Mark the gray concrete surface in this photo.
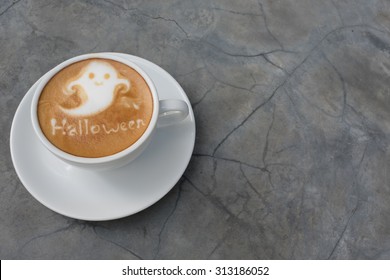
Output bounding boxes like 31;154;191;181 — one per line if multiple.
1;0;390;259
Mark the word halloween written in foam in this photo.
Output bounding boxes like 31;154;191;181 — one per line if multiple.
51;118;146;136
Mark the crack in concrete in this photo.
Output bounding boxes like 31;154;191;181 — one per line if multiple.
296;86;342;119
22;16;76;48
183;175;234;218
239;164;272;219
175;67;205;78
262;104;276;167
344;104;387;152
330;0;345;26
327;201;359;259
256;0;284;49
101;0;189;37
274;144;298;155
264;168;276;189
323;54;348;120
101;0;136;11
326;131;369;259
211;79;283;156
92;226;143;260
212;156;218;190
200;44;293;90
201;60;260;92
153;184;183;259
284;89;307;124
211;7;262;17
0;0;22;17
239;164;263;199
192;82;216;109
192;153;265;171
20;219;142;259
263;53;289;74
206;231;230;259
192;154;296;174
289;183;307;258
250;73;257;84
19;221;76;252
191;153;293;195
210;24;385;158
357;144;368;172
203;39;294;58
138;13;189;38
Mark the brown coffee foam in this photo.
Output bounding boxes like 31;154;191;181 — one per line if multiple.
37;58;154;158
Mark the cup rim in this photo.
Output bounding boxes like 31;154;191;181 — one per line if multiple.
30;53;160;164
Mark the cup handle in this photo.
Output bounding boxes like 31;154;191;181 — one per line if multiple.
157;99;189;128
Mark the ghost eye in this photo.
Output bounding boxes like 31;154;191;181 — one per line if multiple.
89;73;95;79
104;73;110;79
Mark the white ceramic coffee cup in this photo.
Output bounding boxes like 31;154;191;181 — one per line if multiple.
31;53;189;170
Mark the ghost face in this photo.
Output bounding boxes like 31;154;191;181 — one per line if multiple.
61;61;130;117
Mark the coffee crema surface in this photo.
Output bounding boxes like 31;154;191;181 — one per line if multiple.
37;58;154;157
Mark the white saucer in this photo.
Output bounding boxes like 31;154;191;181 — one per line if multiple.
10;53;195;221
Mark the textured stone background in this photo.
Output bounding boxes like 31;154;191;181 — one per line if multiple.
1;0;390;259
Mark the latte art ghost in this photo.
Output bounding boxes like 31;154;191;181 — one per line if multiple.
61;61;130;116
37;58;154;158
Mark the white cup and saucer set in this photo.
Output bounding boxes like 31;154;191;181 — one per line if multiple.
10;52;195;221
